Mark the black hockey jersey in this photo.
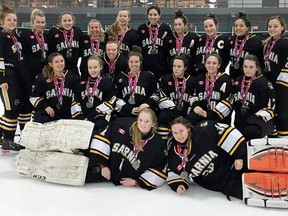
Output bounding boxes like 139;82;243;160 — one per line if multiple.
19;29;48;80
79;35;105;79
195;34;230;76
102;53;128;82
115;70;159;117
192;72;233;123
263;37;288;135
89;117;167;190
167;120;246;193
30;70;78;120
229;34;263;80
158;73;195;116
47;26;82;73
166;31;199;75
75;77;117;121
105;26;139;56
137;22;172;79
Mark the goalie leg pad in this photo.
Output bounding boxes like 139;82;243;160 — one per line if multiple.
247;138;288;172
20;120;94;153
243;172;288;208
14;149;89;186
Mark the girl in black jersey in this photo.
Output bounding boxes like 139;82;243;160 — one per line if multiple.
106;9;138;57
263;16;288;138
167;10;198;75
79;19;105;79
195;13;230;77
30;52;78;123
47;12;82;78
102;39;128;82
232;55;275;140
76;55;117;131
0;5;32;153
114;46;158;117
229;12;263;80
87;108;167;190
137;5;172;79
187;53;233;126
19;9;48;81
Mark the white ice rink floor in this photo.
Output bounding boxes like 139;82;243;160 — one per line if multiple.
0;99;286;216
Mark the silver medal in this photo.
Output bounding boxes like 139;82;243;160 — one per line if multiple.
56;103;62;110
234;61;240;69
132;160;140;170
150;47;157;55
66;50;72;59
180;171;188;179
86;101;93;108
128;95;135;105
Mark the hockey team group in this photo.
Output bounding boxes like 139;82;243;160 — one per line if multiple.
0;4;287;209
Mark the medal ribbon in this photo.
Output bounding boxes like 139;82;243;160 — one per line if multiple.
53;74;65;106
63;28;74;50
90;38;100;53
117;26;128;46
10;33;22;60
176;34;184;55
174;76;186;103
205;73;219;102
148;23;160;47
108;60;116;79
33;31;46;59
234;35;249;62
128;72;140;96
86;76;102;101
134;138;149;159
176;144;187;171
264;36;281;70
240;76;254;104
204;34;218;55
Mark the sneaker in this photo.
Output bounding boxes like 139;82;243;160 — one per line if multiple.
1;139;25;155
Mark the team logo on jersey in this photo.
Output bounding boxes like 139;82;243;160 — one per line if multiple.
199;81;204;85
7;35;11;38
14;99;20;106
55;34;59;38
118;128;126;135
46;79;52;83
84;40;89;43
230;41;233;45
168;39;173;43
199;38;202;42
80;81;86;84
234;81;239;85
141;30;145;33
118;78;123;83
30;35;35;39
168;81;172;85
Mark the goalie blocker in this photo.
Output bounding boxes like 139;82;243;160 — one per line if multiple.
243;138;288;208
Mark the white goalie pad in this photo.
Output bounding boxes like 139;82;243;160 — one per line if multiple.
14;149;89;186
243;172;288;208
20;120;94;153
247;138;288;172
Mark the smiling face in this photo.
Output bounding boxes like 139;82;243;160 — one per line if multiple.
174;18;186;35
267;18;284;38
106;42;119;60
88;58;102;78
117;10;130;27
205;55;220;76
148;9;160;25
171;123;190;144
49;55;65;74
60;14;74;31
128;55;141;74
234;19;249;36
137;112;155;134
32;15;46;33
89;21;101;38
204;18;217;37
2;13;17;33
